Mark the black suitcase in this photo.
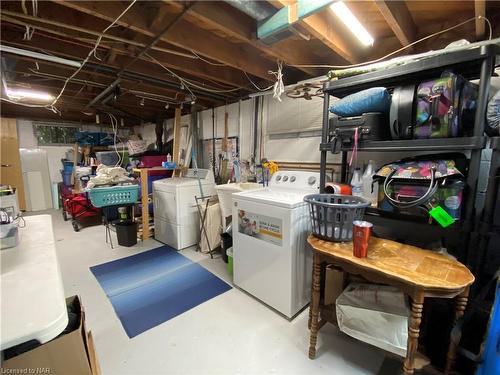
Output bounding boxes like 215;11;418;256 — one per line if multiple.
390;85;416;139
328;112;389;153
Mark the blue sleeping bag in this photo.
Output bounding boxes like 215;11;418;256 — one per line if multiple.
330;87;391;117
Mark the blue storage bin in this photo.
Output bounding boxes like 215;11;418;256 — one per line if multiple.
61;159;74;173
61;170;73;186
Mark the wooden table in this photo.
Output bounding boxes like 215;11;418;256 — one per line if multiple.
307;235;475;375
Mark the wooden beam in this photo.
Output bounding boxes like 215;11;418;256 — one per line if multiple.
0;28;237;102
276;0;358;64
374;0;416;47
475;0;486;40
172;107;181;164
54;1;278;81
165;1;321;76
0;9;253;89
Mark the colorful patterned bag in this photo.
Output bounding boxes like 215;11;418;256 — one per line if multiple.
374;158;465;220
414;73;478;138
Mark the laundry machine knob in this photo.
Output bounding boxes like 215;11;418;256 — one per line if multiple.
290;176;296;183
308;176;317;185
282;175;289;182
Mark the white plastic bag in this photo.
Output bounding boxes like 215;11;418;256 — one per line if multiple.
336;283;409;356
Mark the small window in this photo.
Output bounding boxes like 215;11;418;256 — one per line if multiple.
33;123;80;145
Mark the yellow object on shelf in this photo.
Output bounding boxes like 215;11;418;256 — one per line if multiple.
262;161;279;175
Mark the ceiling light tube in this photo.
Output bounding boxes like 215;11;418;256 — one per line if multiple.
330;1;374;47
0;45;82;68
6;88;54;101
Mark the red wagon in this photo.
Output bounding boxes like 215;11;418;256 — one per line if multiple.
60;184;102;232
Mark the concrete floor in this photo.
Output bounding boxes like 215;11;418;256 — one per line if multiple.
44;209;387;374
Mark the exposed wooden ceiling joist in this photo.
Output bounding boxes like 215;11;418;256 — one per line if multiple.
0;9;255;90
275;0;359;64
0;27;238;101
374;0;417;47
52;0;278;81
164;0;322;77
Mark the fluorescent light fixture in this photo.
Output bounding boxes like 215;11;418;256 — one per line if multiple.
0;45;82;68
330;1;374;47
6;88;54;101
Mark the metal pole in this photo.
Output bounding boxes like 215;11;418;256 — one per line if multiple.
212;108;216;178
319;92;330;193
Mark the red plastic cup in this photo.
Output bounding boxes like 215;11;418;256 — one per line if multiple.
352;220;373;258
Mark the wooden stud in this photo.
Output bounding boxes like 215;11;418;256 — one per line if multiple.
475;0;486;40
172;107;182;164
374;0;417;47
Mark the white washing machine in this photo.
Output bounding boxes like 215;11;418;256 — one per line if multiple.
153;169;215;250
232;170;320;318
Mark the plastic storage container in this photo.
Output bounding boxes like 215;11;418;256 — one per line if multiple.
304;194;370;242
138;155;167;168
95;151;129;166
0;220;20;249
227;247;233;275
61;159;74;173
220;233;233;263
61;170;73;186
115;221;137;247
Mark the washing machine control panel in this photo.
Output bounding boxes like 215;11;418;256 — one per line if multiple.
270;171;320;191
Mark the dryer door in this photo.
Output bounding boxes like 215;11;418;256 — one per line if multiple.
153;190;178;224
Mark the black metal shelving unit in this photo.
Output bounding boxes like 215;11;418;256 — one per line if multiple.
319;42;499;264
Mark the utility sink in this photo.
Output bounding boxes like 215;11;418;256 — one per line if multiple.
216;182;262;218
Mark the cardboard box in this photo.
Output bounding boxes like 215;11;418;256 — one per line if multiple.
2;296;100;375
324;265;345;306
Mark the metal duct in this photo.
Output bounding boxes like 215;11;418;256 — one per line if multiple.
226;0;275;21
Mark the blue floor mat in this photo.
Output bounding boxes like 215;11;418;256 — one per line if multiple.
90;245;231;338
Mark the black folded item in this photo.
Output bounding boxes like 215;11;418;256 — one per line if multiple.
328;112;390;152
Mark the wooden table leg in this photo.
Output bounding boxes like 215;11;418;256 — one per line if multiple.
403;292;424;375
308;252;322;359
308;257;316;330
444;287;470;375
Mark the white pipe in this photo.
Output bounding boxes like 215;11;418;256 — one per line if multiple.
0;45;82;68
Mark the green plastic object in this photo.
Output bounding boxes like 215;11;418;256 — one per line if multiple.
227;248;233;276
429;205;455;228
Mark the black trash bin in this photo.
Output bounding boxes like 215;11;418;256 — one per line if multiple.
116;221;138;247
220;233;232;263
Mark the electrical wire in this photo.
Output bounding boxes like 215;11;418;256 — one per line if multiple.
288;16;493;69
144;53;197;101
22;0;37;41
244;71;274;92
48;0;137;108
190;50;227;66
106;112;125;167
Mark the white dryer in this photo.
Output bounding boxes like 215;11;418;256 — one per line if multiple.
232;170;320;318
153;169;215;250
